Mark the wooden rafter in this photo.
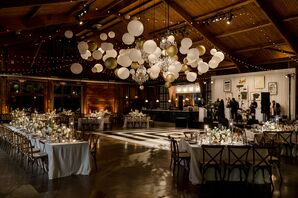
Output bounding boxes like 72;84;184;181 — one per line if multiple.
255;0;298;54
65;1;88;16
264;47;296;55
26;6;41;19
234;40;285;53
0;0;86;9
163;0;247;72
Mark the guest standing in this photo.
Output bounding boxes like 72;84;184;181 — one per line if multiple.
230;98;239;121
250;99;258;120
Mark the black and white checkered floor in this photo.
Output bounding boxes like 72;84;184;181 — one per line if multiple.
96;127;198;150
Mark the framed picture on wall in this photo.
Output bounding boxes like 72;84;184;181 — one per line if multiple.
268;82;277;95
254;76;265;89
223;80;231;92
250;92;261;101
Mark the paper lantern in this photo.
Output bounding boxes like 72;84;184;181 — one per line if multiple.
187;48;200;61
108;31;115;38
138;59;145;65
198;62;209;73
100;33;108;41
197;45;206;56
165;73;175;82
153;47;162;57
209;59;219;69
122;33;135;45
150;72;159;79
167;35;175;43
91;67;97;73
117;55;132;67
104;57;117;69
166;45;178;57
117;67;130;80
186;72;197;82
148;54;157;63
190;61;198;68
94;63;103;72
181;38;192;48
92;50;102;60
127;19;144;37
64;30;73;39
179;47;189;55
143;40;157;54
106;49;118;58
129;49;142;62
131;62;140;69
130;69;135;75
139;85;144;90
70;63;83;74
78;41;88;51
210;48;217;55
101;42;113;51
88;41;97;51
80;50;91;60
214;51;225;61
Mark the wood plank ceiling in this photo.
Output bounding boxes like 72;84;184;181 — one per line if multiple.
0;0;297;82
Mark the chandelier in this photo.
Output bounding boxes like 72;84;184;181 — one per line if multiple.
131;65;149;89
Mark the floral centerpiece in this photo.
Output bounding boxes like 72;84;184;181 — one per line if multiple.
128;110;146;117
90;110;111;118
206;127;232;144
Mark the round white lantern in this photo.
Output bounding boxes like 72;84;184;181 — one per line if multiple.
117;67;130;79
92;50;103;60
117;55;132;67
210;48;217;55
214;51;225;61
129;49;142;62
94;63;103;72
64;30;73;39
143;40;157;54
81;50;91;60
186;72;197;82
108;31;115;38
167;35;175;43
181;37;192;48
127;20;144;37
70;63;83;74
100;33;108;41
122;33;135;45
106;49;118;58
198;62;209;73
209;59;219;69
78;41;88;51
179;47;189;55
187;48;200;61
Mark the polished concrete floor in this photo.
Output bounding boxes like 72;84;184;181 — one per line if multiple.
1;132;298;198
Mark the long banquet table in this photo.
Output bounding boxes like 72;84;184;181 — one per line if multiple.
5;124;91;179
179;139;270;185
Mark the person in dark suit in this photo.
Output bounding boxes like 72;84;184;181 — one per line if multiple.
230;98;239;121
272;100;281;116
250;99;258;120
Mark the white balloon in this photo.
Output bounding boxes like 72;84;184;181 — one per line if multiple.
167;35;175;43
108;31;115;38
92;50;103;60
143;40;157;54
210;48;217;55
198;62;209;73
130;69;135;75
94;63;103;72
117;67;130;80
127;20;144;37
187;48;200;61
78;41;88;51
209;59;219;69
153;47;162;57
70;63;83;74
122;33;135;45
129;49;142;61
100;33;108;41
214;51;225;61
186;57;196;65
64;30;73;39
212;56;221;63
117;55;132;67
106;49;117;58
81;50;91;60
179;47;189;55
181;38;192;48
186;72;197;82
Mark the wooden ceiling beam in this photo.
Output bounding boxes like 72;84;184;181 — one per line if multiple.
65;1;88;16
283;14;298;22
0;0;86;9
234;40;285;53
255;0;298;54
217;22;271;38
194;0;254;21
163;0;248;73
264;47;296;55
26;6;41;19
252;56;297;65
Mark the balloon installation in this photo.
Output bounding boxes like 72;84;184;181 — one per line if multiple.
73;18;225;89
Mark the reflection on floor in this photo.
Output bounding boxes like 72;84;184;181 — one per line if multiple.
0;127;298;197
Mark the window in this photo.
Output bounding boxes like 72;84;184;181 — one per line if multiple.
53;83;81;112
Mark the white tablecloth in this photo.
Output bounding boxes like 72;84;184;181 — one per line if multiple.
123;116;150;128
4;124;91;179
44;141;90;179
179;139;270;185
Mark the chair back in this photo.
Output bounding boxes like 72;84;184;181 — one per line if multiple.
201;145;225;165
263;131;279;146
88;134;100;154
278;131;293;145
227;145;251;166
252;145;271;167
